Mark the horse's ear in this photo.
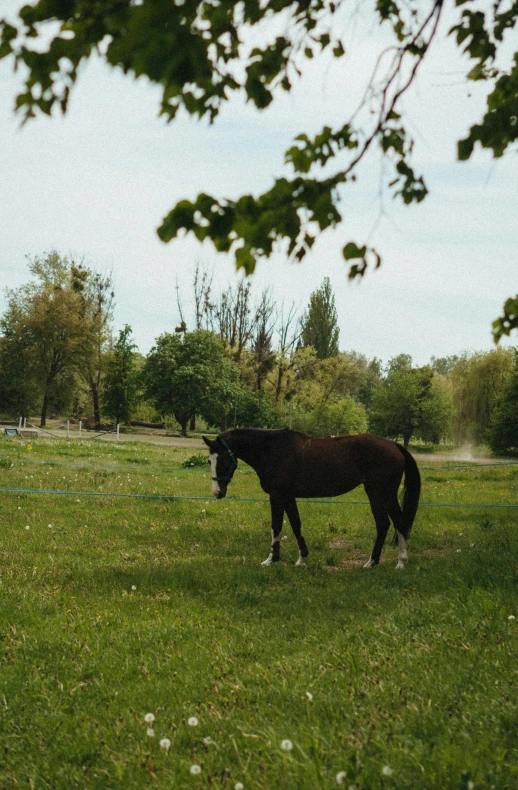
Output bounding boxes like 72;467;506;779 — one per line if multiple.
202;436;212;449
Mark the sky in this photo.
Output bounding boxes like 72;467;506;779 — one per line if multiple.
0;3;517;367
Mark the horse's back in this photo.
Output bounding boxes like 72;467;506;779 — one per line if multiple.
284;432;404;498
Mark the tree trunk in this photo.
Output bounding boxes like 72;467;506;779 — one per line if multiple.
91;379;101;425
40;393;48;427
176;414;188;436
190;414;196;431
403;432;411;448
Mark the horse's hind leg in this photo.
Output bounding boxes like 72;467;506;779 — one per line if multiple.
387;499;408;570
363;486;391;568
285;499;308;566
261;495;284;566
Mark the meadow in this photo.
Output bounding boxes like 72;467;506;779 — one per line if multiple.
0;436;516;790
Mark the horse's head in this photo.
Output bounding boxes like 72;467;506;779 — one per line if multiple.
202;435;238;499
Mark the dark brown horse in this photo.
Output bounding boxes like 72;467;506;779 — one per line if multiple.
203;428;421;569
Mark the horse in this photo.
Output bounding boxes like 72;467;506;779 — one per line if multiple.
203;428;421;569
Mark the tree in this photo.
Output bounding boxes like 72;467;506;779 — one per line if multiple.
0;302;40;419
102;325;138;425
2;252;96;426
142;330;238;435
489;352;518;456
2;1;517;334
300;278;339;359
71;265;115;424
449;348;515;444
369;359;452;446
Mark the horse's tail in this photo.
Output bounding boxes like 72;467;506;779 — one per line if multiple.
395;443;421;539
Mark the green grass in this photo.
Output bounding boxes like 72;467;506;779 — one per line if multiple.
0;437;517;789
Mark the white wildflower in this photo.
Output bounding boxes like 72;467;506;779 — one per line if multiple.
160;738;171;752
203;736;212;745
508;615;516;621
188;716;199;727
131;585;137;591
147;728;155;737
235;783;244;790
25;525;30;530
190;764;201;775
457;549;461;553
144;713;155;724
306;691;313;701
280;739;293;751
336;771;347;784
381;765;393;776
48;523;52;528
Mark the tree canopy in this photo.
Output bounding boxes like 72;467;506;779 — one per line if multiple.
300;278;340;359
1;1;517;337
142;330;238;434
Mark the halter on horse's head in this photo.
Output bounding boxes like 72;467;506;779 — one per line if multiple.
202;435;237;498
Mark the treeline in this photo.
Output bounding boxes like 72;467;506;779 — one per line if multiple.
1;252;518;455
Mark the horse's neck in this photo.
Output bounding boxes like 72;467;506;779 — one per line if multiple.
225;430;275;474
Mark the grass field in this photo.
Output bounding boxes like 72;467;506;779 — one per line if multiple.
0;436;517;790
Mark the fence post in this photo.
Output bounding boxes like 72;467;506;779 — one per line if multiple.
67;420;70;438
23;417;26;429
116;423;120;441
79;420;82;438
18;416;22;430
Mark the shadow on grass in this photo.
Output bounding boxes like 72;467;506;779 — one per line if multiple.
60;522;518;628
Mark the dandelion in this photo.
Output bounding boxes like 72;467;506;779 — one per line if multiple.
201;509;206;514
235;783;244;790
381;765;393;776
190;764;201;775
336;771;347;784
456;549;461;553
203;736;212;745
131;585;137;591
160;738;171;752
147;728;155;737
306;691;313;701
48;523;52;528
509;615;516;621
144;713;155;724
188;716;199;727
25;525;30;530
467;782;475;790
280;739;293;751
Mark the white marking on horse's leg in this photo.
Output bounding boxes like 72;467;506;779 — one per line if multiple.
295;552;305;567
271;529;281;544
209;452;220;497
261;553;274;566
363;557;376;569
396;531;408;570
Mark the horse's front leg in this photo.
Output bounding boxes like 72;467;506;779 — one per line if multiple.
284;499;309;566
261;495;284;566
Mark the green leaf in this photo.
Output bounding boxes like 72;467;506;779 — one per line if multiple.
343;242;367;261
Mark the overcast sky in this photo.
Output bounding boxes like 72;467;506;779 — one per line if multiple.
0;3;516;366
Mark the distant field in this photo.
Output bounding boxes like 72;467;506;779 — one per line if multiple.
0;436;517;789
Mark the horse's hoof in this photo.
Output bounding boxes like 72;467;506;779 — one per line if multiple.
395;561;406;570
295;558;306;567
363;558;376;569
261;554;276;566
